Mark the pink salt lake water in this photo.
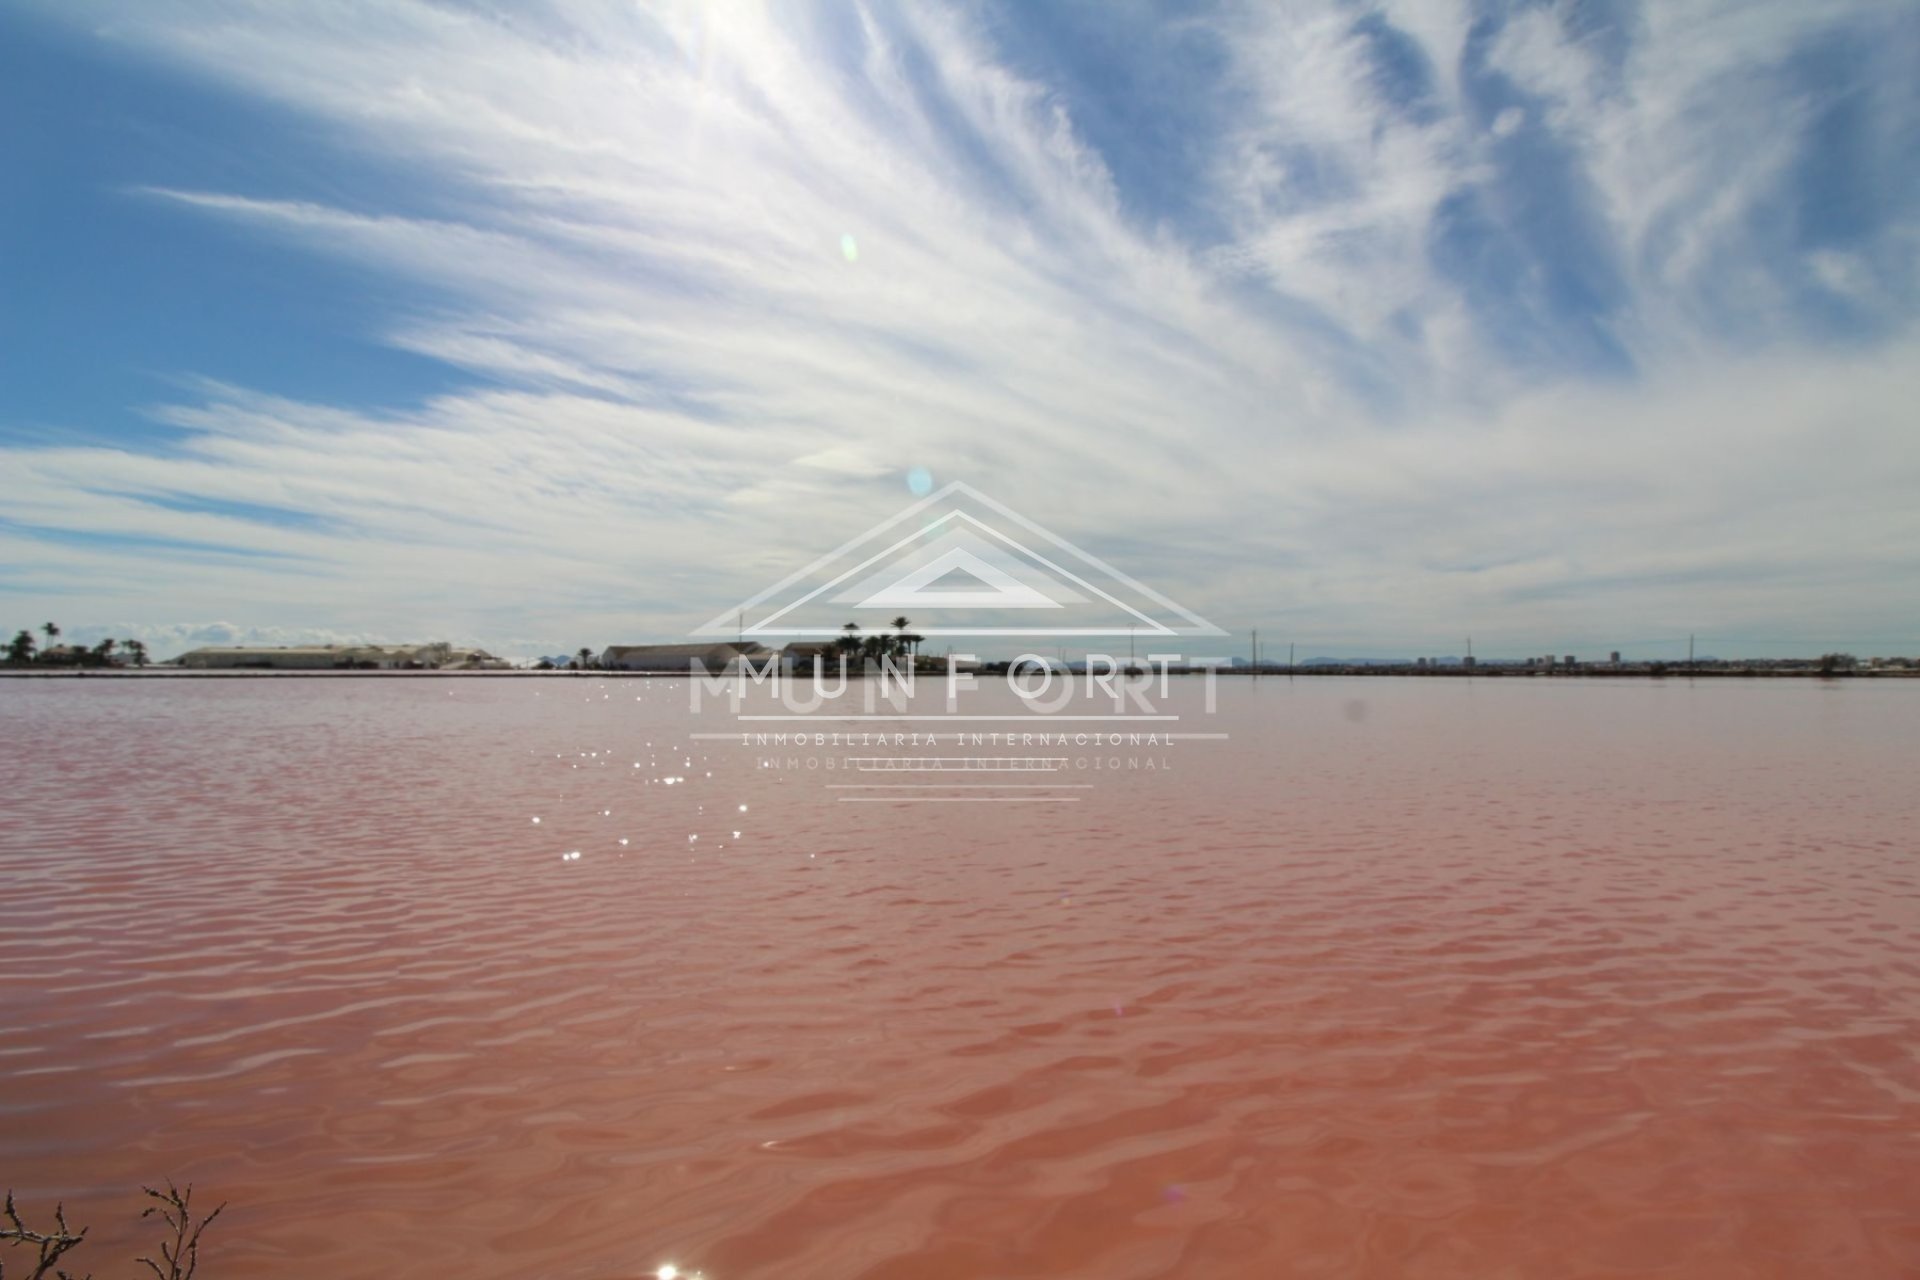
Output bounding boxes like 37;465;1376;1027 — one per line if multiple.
3;674;1918;1278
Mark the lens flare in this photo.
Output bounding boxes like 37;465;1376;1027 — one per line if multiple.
840;233;858;262
907;466;933;496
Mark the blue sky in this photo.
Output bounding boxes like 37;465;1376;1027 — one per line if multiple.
2;0;1917;659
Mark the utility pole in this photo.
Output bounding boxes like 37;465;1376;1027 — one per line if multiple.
1688;633;1695;672
1252;628;1258;678
1288;642;1294;676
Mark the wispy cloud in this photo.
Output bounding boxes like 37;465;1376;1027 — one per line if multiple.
2;1;1916;657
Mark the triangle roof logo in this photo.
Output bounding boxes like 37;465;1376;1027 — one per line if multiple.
695;481;1225;638
853;546;1060;610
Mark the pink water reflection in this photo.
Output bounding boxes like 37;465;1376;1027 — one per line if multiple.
3;674;1918;1277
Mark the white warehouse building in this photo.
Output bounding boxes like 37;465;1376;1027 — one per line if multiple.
598;642;776;673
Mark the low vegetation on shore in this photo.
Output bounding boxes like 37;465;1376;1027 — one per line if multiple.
4;623;147;669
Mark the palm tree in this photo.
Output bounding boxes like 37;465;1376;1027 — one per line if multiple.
836;621;861;670
91;638;118;667
126;639;149;667
7;629;35;665
41;622;59;650
575;647;594;670
891;616;911;660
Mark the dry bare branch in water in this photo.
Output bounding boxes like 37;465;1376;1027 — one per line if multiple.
135;1184;223;1280
2;1183;225;1280
0;1191;90;1280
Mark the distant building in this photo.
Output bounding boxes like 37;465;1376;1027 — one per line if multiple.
779;641;840;672
177;643;462;670
1564;655;1577;666
1610;651;1621;665
599;642;774;672
439;647;511;670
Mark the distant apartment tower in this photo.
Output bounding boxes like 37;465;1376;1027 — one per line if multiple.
1610;651;1621;665
1564;655;1577;667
